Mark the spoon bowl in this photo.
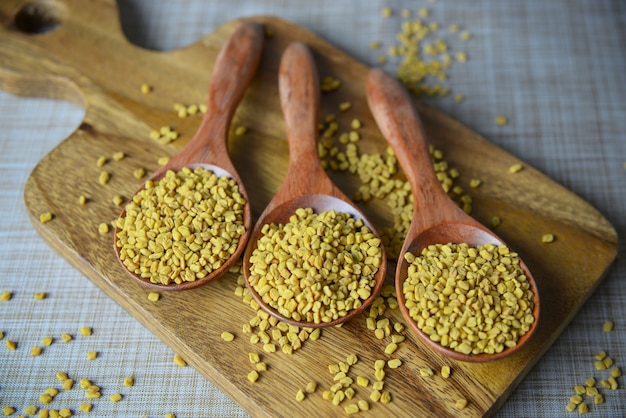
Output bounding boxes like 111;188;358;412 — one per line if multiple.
114;21;264;290
243;42;387;328
366;68;540;362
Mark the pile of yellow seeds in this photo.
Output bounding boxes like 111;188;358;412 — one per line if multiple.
247;208;382;324
402;243;535;355
115;166;247;285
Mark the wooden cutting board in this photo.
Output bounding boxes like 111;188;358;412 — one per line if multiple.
1;1;618;416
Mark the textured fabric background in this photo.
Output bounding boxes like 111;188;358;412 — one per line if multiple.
1;1;624;417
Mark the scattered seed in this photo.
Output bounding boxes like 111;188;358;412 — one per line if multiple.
123;376;134;387
87;351;97;360
173;355;187;367
109;393;122;403
39;212;53;223
221;331;235;342
1;291;12;301
31;346;43;356
541;234;555;243
508;163;523;173
602;321;614;332
148;292;160;302
6;340;17;350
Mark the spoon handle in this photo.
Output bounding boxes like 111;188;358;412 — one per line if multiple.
185;21;264;164
278;42;329;190
366;68;468;229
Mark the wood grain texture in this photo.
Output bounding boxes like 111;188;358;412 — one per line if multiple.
0;1;618;416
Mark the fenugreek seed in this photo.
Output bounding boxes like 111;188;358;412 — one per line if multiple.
80;327;92;336
375;369;385;381
585;386;598;397
31;346;43;356
2;407;16;416
380;391;392;404
96;156;107;167
441;365;451;378
99;171;111;185
123;376;134;387
607;376;618;390
263;343;276;353
39;212;53;223
221;331;235;342
419;367;434;377
157;156;170;166
305;381;317;393
256;362;267;372
24;405;38;415
109;393;122;402
374;359;386;371
133;168;146;179
541;233;555;243
39;394;53;404
455;398;468;409
611;367;622;378
34;292;46;300
61;333;72;343
602;321;614;332
62;379;74;390
87;351;97;360
42;337;53;346
565;402;576;412
140;83;151;94
509;163;523;173
339;102;352;112
98;222;110;235
344;404;359;414
384;342;398;354
578;403;588;414
79;404;92;412
603;357;613;368
491;216;502;228
595;351;607;361
56;372;69;382
358;399;369;411
148;292;160;302
593;394;604;405
569;395;583;405
356;376;369;387
79;195;87;205
381;7;392;17
173;355;187;367
461;31;472;41
388;359;402;369
454;94;465;103
584;377;596;387
248;371;260;383
295;389;305;401
574;385;585;395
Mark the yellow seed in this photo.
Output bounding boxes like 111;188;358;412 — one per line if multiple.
247;370;259;383
221;331;235;342
387;359;402;369
80;327;92;336
255;362;267;372
460;31;472;41
39;212;53;223
34;292;46;300
109;393;122;402
419;367;434;377
344;404;359;414
62;379;74;390
381;7;392;17
356;376;369;387
99;171;111;185
31;345;43;356
418;8;429;17
78;404;92;412
339;102;352;112
98;222;110;234
384;342;398;354
42;336;53;346
140;83;152;94
5;339;17;350
495;115;508;126
305;381;317;393
148;292;160;302
61;333;72;343
234;126;247;136
611;367;622;378
96;156;107;167
133;168;146;179
455;398;468;408
541;233;555;243
441;365;451;378
123;376;134;387
602;321;614;332
2;407;16;416
565;402;576;412
509;163;523;173
574;385;585;395
570;395;583;405
456;52;468;62
39;394;53;404
578;403;588;414
380;391;392;404
157;156;170;166
56;372;68;382
0;291;11;301
78;195;87;205
454;94;465;103
87;351;97;360
173;355;186;367
295;389;305;401
491;215;502;228
24;405;38;415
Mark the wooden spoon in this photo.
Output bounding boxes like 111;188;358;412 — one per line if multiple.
366;68;540;362
242;42;387;328
114;21;264;290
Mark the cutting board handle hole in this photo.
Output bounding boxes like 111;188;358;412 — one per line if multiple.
13;1;66;35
